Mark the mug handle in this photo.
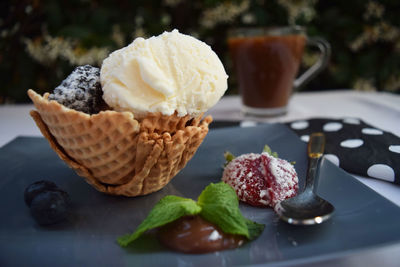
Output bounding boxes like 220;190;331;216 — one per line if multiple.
293;37;331;90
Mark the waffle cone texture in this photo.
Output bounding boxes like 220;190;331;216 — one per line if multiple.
28;89;212;196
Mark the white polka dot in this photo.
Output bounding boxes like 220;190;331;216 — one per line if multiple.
291;121;309;130
240;121;257;127
323;122;343;132
300;135;309;142
343;118;360;125
340;139;364;148
324;154;340;166
367;164;395;182
389;145;400;153
362;128;383;135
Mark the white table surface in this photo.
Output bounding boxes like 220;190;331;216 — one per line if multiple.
1;89;400;266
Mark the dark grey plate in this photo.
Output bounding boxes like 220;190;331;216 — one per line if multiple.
1;123;400;267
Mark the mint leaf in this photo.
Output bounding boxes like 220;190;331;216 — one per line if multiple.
117;195;201;247
263;145;295;165
117;183;265;248
262;145;278;158
245;219;265;240
223;151;236;167
197;182;250;238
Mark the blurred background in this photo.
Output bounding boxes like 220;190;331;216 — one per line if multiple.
1;0;399;104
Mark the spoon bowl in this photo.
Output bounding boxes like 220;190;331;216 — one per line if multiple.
275;133;335;225
275;189;335;225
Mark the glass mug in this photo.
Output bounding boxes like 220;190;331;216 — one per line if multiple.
228;26;330;116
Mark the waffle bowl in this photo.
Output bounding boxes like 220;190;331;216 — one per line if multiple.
27;89;212;196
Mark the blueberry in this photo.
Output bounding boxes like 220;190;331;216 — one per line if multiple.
30;190;70;225
24;180;58;207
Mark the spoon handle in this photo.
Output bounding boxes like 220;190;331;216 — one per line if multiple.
305;133;325;192
308;132;325;158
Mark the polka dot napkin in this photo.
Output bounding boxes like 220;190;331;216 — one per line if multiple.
286;118;400;184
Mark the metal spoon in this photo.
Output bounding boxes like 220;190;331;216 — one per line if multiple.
275;132;335;225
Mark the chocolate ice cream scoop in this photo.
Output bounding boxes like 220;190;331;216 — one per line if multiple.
49;65;108;114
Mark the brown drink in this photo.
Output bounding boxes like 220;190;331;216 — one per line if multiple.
229;34;305;109
228;27;330;116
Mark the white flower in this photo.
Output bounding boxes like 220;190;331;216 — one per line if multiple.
23;34;110;66
200;0;250;28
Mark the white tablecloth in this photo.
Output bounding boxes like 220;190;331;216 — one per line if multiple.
1;89;400;266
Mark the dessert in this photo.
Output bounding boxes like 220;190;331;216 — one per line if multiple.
100;29;228;118
48;65;108;114
28;29;227;197
157;215;246;254
117;182;264;253
222;148;298;208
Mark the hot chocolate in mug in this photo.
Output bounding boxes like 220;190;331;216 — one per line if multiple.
228;26;330;116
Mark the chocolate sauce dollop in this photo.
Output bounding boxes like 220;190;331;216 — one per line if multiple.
157;215;246;254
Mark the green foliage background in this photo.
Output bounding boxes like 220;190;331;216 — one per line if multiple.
1;0;399;103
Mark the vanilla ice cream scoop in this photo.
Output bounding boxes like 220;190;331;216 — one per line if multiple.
100;29;228;118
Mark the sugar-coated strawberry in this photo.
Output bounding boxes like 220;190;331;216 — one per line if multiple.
222;152;298;208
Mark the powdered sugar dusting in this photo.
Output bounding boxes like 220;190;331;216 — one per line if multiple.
263;153;298;207
259;190;268;198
